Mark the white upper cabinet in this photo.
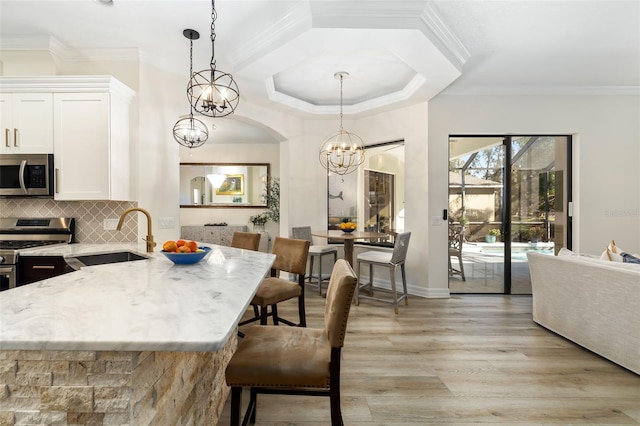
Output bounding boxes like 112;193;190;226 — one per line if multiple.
0;76;135;201
0;93;54;154
53;90;132;201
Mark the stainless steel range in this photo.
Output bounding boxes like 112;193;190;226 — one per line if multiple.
0;217;75;290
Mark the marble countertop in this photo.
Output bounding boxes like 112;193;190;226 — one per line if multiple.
0;243;275;352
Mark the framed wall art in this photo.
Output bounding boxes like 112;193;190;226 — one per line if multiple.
216;174;244;195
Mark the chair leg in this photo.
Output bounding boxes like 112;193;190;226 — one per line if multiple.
368;263;374;295
271;304;279;325
355;260;360;306
458;254;466;281
401;264;408;305
298;295;306;327
390;265;399;315
329;349;344;426
318;255;323;295
249;387;258;424
230;387;242;426
260;305;268;325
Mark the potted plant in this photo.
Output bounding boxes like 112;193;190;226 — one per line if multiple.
486;228;501;243
249;177;280;232
530;226;545;243
249;213;269;231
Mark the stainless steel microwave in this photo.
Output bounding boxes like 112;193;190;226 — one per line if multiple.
0;154;54;197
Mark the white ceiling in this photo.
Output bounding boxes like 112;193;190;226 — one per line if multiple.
1;0;638;121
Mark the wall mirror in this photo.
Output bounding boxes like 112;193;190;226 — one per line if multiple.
180;163;270;208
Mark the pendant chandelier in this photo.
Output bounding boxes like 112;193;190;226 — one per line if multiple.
187;0;239;117
319;72;365;176
173;29;209;149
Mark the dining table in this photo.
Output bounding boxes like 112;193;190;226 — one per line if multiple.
311;229;389;266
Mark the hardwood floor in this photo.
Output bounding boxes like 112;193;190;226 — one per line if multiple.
220;287;640;425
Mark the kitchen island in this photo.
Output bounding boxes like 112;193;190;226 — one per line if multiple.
0;243;275;425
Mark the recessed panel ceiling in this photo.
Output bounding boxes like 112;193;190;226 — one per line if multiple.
0;0;636;117
272;50;416;106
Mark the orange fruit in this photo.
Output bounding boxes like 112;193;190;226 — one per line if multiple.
162;240;177;252
185;241;198;252
176;239;187;247
177;246;191;253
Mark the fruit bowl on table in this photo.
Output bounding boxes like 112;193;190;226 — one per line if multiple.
161;246;211;264
339;222;357;233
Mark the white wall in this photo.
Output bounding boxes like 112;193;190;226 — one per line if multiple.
351;103;436;297
429;94;640;293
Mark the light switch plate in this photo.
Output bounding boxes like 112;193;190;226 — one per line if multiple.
159;217;175;229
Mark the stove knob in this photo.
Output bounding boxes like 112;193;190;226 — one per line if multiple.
0;256;4;264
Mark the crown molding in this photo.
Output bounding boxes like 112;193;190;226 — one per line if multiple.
0;35;140;63
266;73;426;115
418;2;470;71
228;2;312;71
440;85;640;96
0;75;135;99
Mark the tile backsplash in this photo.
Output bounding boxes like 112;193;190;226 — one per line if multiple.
1;199;138;243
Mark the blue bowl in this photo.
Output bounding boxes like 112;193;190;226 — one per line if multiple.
341;228;355;233
161;246;211;264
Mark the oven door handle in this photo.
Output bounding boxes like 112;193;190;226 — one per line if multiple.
18;160;28;194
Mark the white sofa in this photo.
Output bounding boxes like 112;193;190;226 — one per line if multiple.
527;252;640;375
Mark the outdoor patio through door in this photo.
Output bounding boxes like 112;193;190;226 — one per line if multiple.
448;135;571;294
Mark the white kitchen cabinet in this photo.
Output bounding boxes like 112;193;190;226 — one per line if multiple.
53;87;132;201
0;76;135;200
0;93;54;154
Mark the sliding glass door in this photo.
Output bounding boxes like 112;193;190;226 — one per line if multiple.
448;135;571;294
508;136;570;294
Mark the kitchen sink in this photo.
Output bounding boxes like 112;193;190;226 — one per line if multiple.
68;252;148;268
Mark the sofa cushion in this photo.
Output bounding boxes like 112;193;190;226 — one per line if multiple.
558;248;640;272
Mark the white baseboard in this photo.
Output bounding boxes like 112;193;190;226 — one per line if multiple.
359;276;450;299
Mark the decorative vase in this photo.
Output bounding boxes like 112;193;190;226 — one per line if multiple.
253;223;265;232
486;235;496;243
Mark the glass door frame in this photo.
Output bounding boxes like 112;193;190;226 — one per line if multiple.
448;134;573;294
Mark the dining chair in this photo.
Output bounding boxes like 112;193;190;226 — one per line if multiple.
291;226;338;295
226;259;358;426
239;236;310;327
448;227;466;281
230;231;261;251
355;231;411;314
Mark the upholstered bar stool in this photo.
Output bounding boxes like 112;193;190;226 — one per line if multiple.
292;226;338;295
230;231;261;251
239;236;310;327
355;231;411;314
226;259;358;426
